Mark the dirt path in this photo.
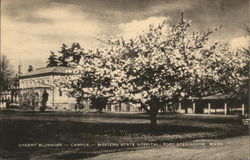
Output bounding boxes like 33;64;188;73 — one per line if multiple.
86;136;249;160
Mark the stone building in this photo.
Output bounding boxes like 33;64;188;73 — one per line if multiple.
19;66;76;110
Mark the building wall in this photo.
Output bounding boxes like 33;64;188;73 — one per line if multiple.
20;76;53;89
19;75;76;110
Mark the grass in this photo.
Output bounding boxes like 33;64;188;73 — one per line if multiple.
0;111;248;159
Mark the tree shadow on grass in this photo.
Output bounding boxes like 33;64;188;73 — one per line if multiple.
162;116;243;125
54;152;98;160
0;119;247;151
1;111;243;124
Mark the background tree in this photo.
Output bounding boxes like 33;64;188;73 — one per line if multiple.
58;43;70;66
0;54;14;91
47;51;59;67
56;43;84;67
68;43;84;65
47;43;84;67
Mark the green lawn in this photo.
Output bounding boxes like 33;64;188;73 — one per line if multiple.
0;111;248;159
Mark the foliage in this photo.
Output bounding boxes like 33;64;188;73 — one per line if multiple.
48;43;84;67
19;90;34;107
102;19;247;126
54;48;114;111
237;25;250;103
0;55;14;91
55;18;249;126
47;51;59;67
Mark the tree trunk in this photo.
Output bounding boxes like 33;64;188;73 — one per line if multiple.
98;107;103;113
144;98;163;128
185;106;188;114
150;112;157;127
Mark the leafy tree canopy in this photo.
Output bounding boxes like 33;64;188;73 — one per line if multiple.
47;43;84;67
55;18;249;126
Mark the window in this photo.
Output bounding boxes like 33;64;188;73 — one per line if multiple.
59;88;62;96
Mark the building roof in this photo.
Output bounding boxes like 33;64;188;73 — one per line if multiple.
184;93;240;101
201;94;237;99
20;66;75;79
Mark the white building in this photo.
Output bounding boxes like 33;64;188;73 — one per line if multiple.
19;66;76;110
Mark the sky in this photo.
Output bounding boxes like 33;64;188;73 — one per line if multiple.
1;0;249;73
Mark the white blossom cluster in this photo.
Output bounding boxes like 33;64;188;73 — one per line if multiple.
54;19;249;111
